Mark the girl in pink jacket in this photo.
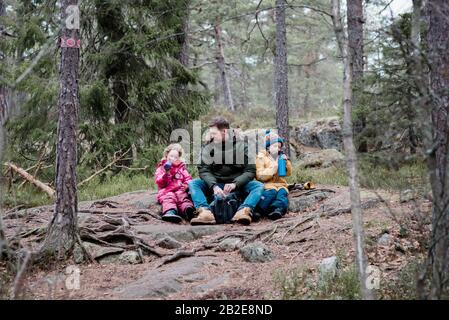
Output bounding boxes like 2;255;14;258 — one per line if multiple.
154;143;195;223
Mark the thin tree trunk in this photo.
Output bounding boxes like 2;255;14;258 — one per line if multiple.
405;0;424;155
0;0;8;259
426;0;449;300
177;0;191;68
331;0;372;300
0;83;7;165
95;0;129;123
274;0;290;156
347;0;364;84
411;0;434;298
40;0;79;260
172;0;190;103
240;62;249;109
213;72;221;106
0;0;8;160
214;19;234;111
347;0;366;152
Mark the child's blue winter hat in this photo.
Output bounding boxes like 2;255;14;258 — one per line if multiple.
265;134;284;149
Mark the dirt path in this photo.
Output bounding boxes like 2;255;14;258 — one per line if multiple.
2;185;431;299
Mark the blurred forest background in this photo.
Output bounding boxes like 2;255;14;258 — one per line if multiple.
0;0;425;208
2;0;449;300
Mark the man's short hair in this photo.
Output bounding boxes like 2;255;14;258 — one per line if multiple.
209;116;230;130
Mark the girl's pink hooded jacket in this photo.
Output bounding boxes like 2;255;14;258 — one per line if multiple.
154;159;192;200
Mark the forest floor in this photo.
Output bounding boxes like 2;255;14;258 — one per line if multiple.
2;184;431;300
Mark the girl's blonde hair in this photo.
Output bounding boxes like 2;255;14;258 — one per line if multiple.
163;143;185;161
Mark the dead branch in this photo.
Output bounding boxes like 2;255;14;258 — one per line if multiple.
78;148;131;187
113;165;149;171
3;162;55;198
4;205;25;215
18;146;47;189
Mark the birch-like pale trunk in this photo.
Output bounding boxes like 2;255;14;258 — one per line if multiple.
331;0;372;300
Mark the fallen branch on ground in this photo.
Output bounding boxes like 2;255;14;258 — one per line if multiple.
3;162;55;198
18;146;48;189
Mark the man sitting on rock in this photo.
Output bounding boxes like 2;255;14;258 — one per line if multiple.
188;117;264;225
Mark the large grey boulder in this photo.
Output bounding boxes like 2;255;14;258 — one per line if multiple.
293;117;342;151
299;149;345;168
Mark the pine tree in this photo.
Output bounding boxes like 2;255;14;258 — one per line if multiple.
5;0;209;175
274;0;289;155
426;0;449;300
40;0;80;259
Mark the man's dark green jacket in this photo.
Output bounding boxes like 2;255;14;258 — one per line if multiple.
198;137;255;189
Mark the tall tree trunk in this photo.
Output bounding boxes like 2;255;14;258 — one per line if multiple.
213;72;221;106
240;62;249;109
331;0;372;300
95;0;129;123
274;0;290;156
347;0;364;84
411;0;433;298
303;40;318;117
40;0;79;259
176;0;190;68
0;0;8;160
0;0;8;259
214;19;234;111
426;0;449;300
405;0;424;155
347;0;366;152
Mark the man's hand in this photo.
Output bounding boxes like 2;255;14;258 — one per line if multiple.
223;183;236;195
213;185;226;198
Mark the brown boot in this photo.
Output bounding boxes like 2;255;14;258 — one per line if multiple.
231;207;252;225
190;207;216;225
